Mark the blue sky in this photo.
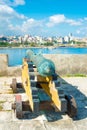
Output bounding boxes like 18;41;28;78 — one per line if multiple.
0;0;87;37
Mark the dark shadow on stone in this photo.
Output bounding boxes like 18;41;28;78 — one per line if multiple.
58;76;87;121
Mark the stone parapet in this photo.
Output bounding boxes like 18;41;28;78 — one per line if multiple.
0;54;8;76
44;54;87;75
0;54;87;76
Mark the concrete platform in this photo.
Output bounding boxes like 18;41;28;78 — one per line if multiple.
0;76;87;130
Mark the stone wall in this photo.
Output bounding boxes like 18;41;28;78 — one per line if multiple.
0;54;87;76
0;54;21;76
44;54;87;75
0;54;8;76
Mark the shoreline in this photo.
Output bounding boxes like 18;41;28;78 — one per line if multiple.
0;45;87;49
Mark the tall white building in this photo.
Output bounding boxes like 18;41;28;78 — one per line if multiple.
69;33;73;41
64;36;70;42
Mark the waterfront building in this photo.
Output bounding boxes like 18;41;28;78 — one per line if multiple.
64;36;70;43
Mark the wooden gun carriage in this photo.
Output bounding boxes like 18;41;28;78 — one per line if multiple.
11;50;77;119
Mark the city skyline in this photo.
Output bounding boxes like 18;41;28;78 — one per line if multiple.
0;0;87;37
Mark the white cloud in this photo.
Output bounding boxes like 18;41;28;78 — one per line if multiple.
22;19;37;32
0;4;14;14
0;4;27;35
0;0;25;6
0;3;44;35
13;0;25;6
23;19;43;27
66;19;82;26
49;14;65;23
21;19;44;34
0;14;44;35
47;14;82;27
0;4;26;20
47;14;65;27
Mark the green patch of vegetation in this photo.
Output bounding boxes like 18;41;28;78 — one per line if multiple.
0;42;21;47
0;42;9;47
5;110;12;112
66;73;87;77
74;74;87;77
29;42;38;47
0;101;6;104
44;42;54;46
0;105;3;111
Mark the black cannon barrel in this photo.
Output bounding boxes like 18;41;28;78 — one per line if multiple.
26;49;56;77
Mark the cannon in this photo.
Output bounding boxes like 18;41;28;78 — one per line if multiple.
26;49;56;77
11;50;77;119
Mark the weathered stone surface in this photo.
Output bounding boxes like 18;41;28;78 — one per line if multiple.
44;119;77;130
20;120;46;130
44;54;87;75
0;111;12;122
0;122;21;130
0;124;4;130
0;77;87;130
7;66;22;76
0;54;8;76
0;121;46;130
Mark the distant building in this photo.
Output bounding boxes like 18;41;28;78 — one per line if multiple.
69;33;73;41
23;34;29;42
18;36;23;43
57;37;64;44
64;36;70;43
